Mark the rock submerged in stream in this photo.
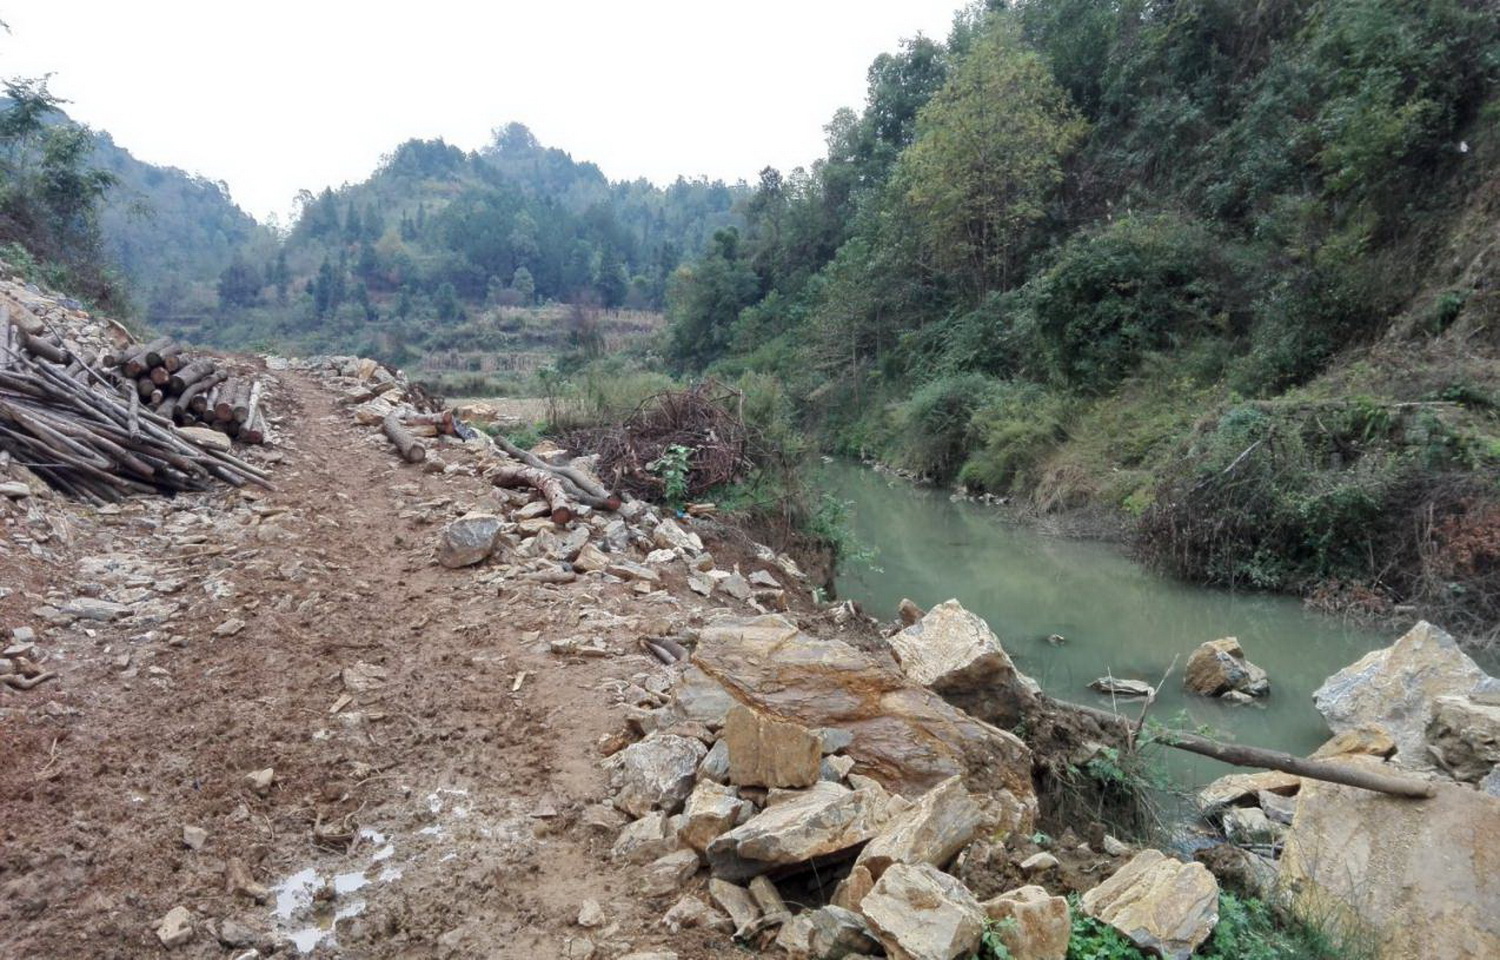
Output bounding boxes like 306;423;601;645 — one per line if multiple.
1183;637;1270;699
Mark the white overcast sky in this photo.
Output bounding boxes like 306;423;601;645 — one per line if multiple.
0;1;966;224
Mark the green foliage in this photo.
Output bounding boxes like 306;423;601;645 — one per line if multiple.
970;917;1017;960
1022;214;1231;391
959;382;1070;494
1200;892;1373;960
647;444;693;510
1065;900;1147;960
892;374;1002;481
901;17;1088;296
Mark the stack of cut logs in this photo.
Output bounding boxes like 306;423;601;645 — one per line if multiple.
1;309;273;503
114;336;268;443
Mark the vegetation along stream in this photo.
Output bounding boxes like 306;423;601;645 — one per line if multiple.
823;459;1396;790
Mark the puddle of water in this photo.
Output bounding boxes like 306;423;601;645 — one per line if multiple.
333;871;370;895
273;867;321;921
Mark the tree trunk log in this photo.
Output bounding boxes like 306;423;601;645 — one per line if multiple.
490;463;576;523
1052;697;1436;799
382;412;427;463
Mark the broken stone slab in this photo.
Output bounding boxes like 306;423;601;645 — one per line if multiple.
661;895;733;934
574;543;610;573
853;775;984;880
1309;725;1397;760
725;703;823;789
679;781;754;852
245;768;275;797
63;596;131;621
641;849;703;897
691;615;1036;821
577;899;606;928
182;825;208;850
832;863;876;912
156;905;195;948
722;572;753;601
888;599;1038;726
1088;677;1155;697
653;518;703;553
1080;849;1219;960
706;781;891;881
698;739;731;784
708;878;761;932
611;811;687;864
1184;637;1270;698
1196;770;1301;813
438;513;504;568
1221;806;1282;845
1313;620;1500;770
1280;756;1500;959
808;905;881;958
982;885;1071;960
604;734;708;817
861;862;985;960
1425;694;1500;782
608;560;662;583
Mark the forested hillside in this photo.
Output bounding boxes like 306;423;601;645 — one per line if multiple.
163;122;747;364
663;0;1500;635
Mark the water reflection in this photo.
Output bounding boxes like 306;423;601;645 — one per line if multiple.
825;461;1396;787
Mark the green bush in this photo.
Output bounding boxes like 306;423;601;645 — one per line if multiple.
1021;214;1234;392
891;373;1002;481
959;383;1072;493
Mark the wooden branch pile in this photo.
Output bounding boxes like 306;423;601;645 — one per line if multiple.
560;380;752;501
1;313;273;503
108;336;268;444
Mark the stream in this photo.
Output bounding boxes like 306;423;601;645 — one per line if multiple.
822;460;1397;791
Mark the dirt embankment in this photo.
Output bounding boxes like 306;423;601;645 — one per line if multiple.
0;366;835;959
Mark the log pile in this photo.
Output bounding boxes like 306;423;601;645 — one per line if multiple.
1;307;273;503
107;336;269;443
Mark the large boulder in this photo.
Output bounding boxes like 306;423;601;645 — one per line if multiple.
438;513;504;568
603;734;707;818
724;703;823;789
982;885;1071;960
1280;756;1500;959
706;781;891;881
1080;849;1219;960
1184;637;1269;698
860;862;986;960
691;615;1036;823
887;599;1038;726
854;775;984;880
1313;621;1500;769
1425;695;1500;782
808;905;881;959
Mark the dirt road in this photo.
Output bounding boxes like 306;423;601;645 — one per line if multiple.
1;368;782;958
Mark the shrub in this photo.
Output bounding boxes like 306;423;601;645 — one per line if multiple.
891;373;1002;481
959;383;1071;494
1021;214;1234;392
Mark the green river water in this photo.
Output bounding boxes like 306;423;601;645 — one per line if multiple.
823;460;1399;791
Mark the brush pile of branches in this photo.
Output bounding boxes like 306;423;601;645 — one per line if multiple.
563;380;752;502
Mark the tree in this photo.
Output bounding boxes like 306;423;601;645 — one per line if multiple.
667;228;759;368
510;265;535;304
216;255;262;309
900;18;1087;296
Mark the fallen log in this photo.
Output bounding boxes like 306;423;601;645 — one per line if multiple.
1053;697;1437;800
490;463;575;523
381;412;427;463
491;433;614;503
